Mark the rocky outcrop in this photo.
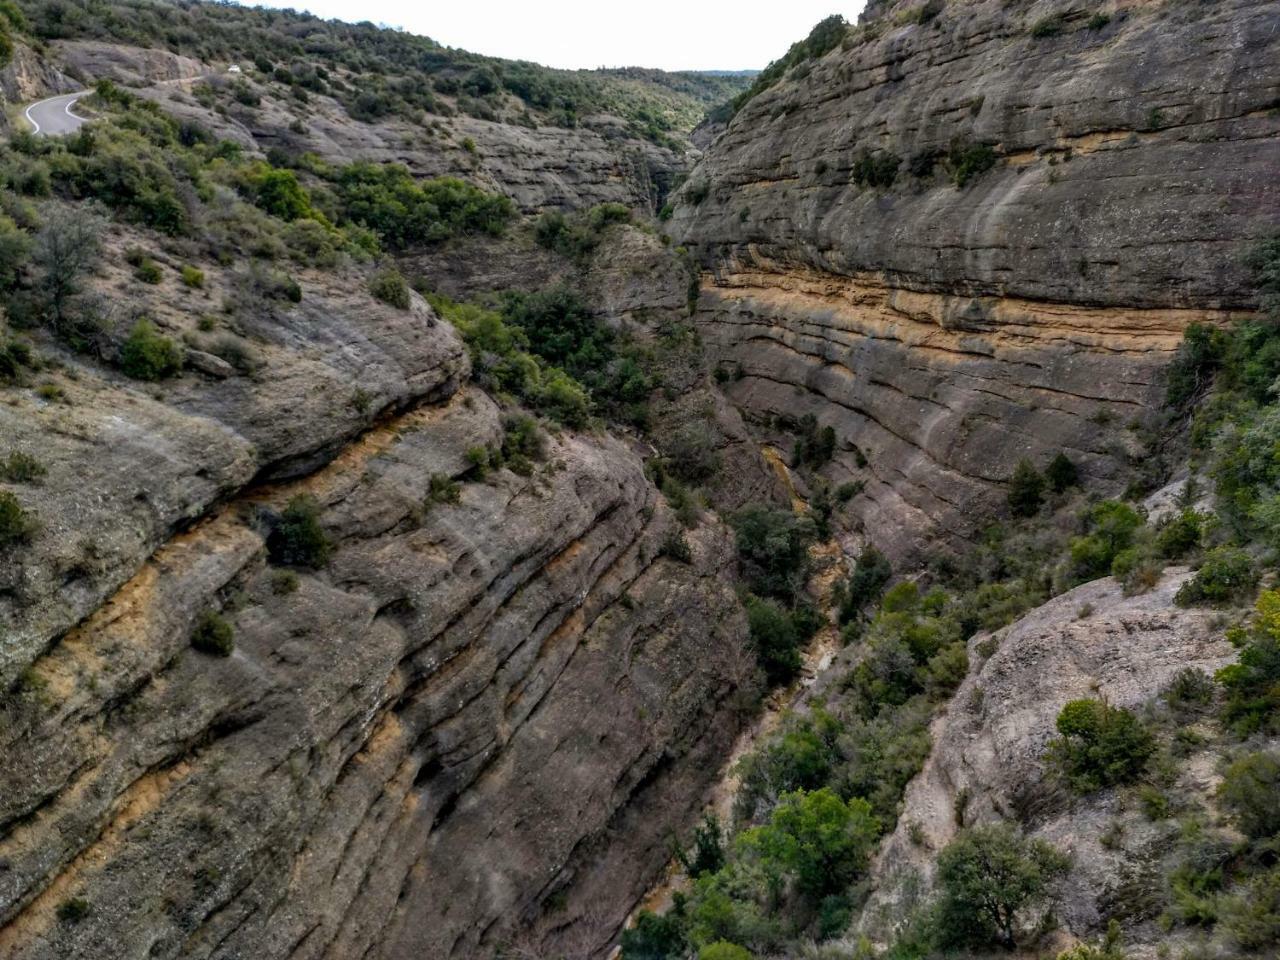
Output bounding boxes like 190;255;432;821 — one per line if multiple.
673;0;1280;560
53;40;207;86
0;244;467;690
0;223;750;957
857;570;1237;954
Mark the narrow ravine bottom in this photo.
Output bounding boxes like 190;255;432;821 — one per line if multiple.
614;449;853;952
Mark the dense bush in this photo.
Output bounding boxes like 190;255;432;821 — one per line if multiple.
190;609;234;656
933;823;1070;949
1069;500;1144;581
428;293;593;428
1007;459;1045;517
0;451;46;483
333;163;513;249
948;139;998;187
851;149;899;188
1045;452;1079;493
368;267;410;309
792;413;836;469
731;15;848;114
267;494;332;568
119;320;182;381
836;546;892;623
745;595;804;686
731;505;816;604
1045;698;1155;792
1174;546;1255;607
1216;589;1280;735
1218;751;1280;840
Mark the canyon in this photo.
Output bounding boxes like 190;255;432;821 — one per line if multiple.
0;0;1278;958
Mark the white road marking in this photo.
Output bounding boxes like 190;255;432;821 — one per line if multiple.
23;98;43;134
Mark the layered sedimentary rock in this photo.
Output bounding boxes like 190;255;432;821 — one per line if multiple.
0;271;747;957
673;0;1280;559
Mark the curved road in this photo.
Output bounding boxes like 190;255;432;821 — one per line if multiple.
24;91;89;136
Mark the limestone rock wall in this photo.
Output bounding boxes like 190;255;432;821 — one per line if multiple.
673;0;1280;559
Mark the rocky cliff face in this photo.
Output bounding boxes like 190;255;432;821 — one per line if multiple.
673;0;1280;560
0;246;749;958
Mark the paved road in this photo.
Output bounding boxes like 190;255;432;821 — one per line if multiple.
24;91;88;136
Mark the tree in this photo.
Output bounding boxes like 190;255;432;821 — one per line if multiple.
934;823;1070;949
744;595;802;686
0;214;31;291
731;505;816;604
1045;452;1079;493
27;205;103;340
739;788;879;898
1045;698;1155;792
679;814;726;879
1007;459;1045;517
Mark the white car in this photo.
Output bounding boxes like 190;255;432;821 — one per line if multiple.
227;64;242;73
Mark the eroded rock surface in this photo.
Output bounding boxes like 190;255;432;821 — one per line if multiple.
858;570;1237;953
0;385;748;959
674;0;1280;560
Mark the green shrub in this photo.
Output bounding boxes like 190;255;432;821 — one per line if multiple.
1174;546;1255;607
1030;14;1066;37
267;494;332;568
333;163;513;249
1217;589;1280;735
622;909;686;960
0;451;46;483
1069;500;1144;581
249;166;314;221
698;943;753;960
426;473;461;506
1221;868;1280;951
191;609;234;656
792;413;836;468
738;788;879;898
679;814;727;879
1156;508;1204;559
369;267;411;309
1007;459;1045;517
0;489;36;546
933;823;1070;949
269;570;299;595
1045;452;1079;493
181;264;205;288
0;337;34;383
134;258;163;283
56;898;91;923
1045;698;1155;792
949;139;997;187
1218;751;1280;840
745;595;803;686
119;320;183;381
1161;667;1216;716
851;149;899;188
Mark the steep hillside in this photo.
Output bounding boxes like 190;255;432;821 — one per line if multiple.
671;0;1280;561
1;0;751;211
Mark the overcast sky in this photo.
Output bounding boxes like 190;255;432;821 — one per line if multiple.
239;1;867;71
